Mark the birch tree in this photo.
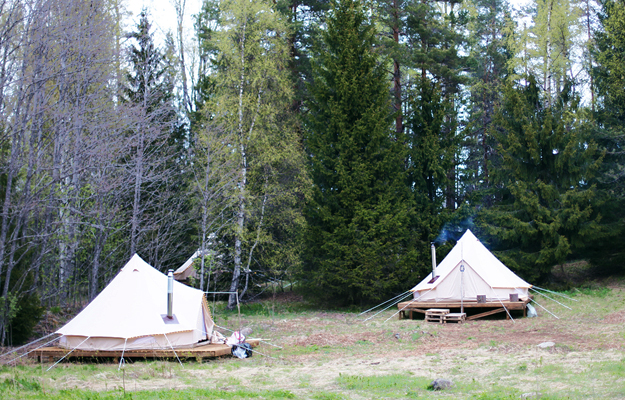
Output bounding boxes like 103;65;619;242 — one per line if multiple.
204;0;295;308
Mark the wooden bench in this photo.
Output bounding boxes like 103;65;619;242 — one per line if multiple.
425;308;450;324
444;312;466;323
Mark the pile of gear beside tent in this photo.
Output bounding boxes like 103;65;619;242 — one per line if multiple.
9;254;259;367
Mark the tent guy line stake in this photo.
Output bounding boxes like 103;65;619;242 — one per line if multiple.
530;299;560;319
118;338;128;371
0;332;57;359
532;286;578;302
487;286;514;323
3;335;62;366
359;290;412;316
164;333;184;368
363;292;414;322
215;324;283;349
530;288;572;310
46;336;91;371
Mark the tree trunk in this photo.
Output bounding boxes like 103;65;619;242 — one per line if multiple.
229;19;248;309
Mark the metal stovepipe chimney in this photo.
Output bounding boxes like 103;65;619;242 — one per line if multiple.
167;269;174;319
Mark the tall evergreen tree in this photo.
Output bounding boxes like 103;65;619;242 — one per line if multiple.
478;76;605;282
463;0;513;201
303;0;416;304
404;0;466;212
124;10;186;267
406;77;456;246
588;0;625;271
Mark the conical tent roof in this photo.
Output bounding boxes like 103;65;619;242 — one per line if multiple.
57;254;214;350
411;230;531;302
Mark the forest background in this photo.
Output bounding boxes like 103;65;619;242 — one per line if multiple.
0;0;623;347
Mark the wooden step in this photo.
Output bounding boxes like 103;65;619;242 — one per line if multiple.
444;312;466;323
425;308;450;324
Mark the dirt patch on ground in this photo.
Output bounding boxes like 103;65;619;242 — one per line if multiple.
603;310;625;324
289;330;388;347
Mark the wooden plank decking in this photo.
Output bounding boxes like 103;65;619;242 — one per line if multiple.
35;339;260;362
397;299;530;321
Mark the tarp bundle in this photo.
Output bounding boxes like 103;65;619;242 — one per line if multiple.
57;254;214;351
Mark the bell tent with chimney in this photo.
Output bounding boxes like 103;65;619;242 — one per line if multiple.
397;229;534;321
56;254;215;351
21;254;260;364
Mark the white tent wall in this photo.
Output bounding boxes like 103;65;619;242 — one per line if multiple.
59;330;202;351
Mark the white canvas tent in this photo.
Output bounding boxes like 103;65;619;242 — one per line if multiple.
411;230;532;302
56;254;214;351
173;250;200;281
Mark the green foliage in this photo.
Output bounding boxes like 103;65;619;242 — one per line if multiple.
406;76;456;257
302;0;416;305
197;0;308;299
125;10;176;114
588;0;625;273
573;286;612;298
336;373;430;394
478;77;606;282
9;292;44;345
336;374;430;391
594;0;625;127
210;298;314;317
462;0;513;202
0;376;42;392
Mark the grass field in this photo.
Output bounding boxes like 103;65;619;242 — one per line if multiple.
1;280;624;399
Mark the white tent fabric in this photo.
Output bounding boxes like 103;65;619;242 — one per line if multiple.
411;230;532;302
57;254;214;351
173;250;200;281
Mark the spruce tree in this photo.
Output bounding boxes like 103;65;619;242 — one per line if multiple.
587;0;625;272
303;0;415;305
124;10;184;264
478;77;605;282
404;0;466;216
463;0;513;200
594;0;625;193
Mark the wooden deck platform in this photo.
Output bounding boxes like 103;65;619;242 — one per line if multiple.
398;299;530;321
34;339;260;362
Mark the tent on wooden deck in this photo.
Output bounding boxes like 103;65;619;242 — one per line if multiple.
56;254;215;351
411;229;532;302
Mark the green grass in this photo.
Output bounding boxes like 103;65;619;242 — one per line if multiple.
0;388;297;400
573;286;612;298
336;373;431;397
210;299;316;318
